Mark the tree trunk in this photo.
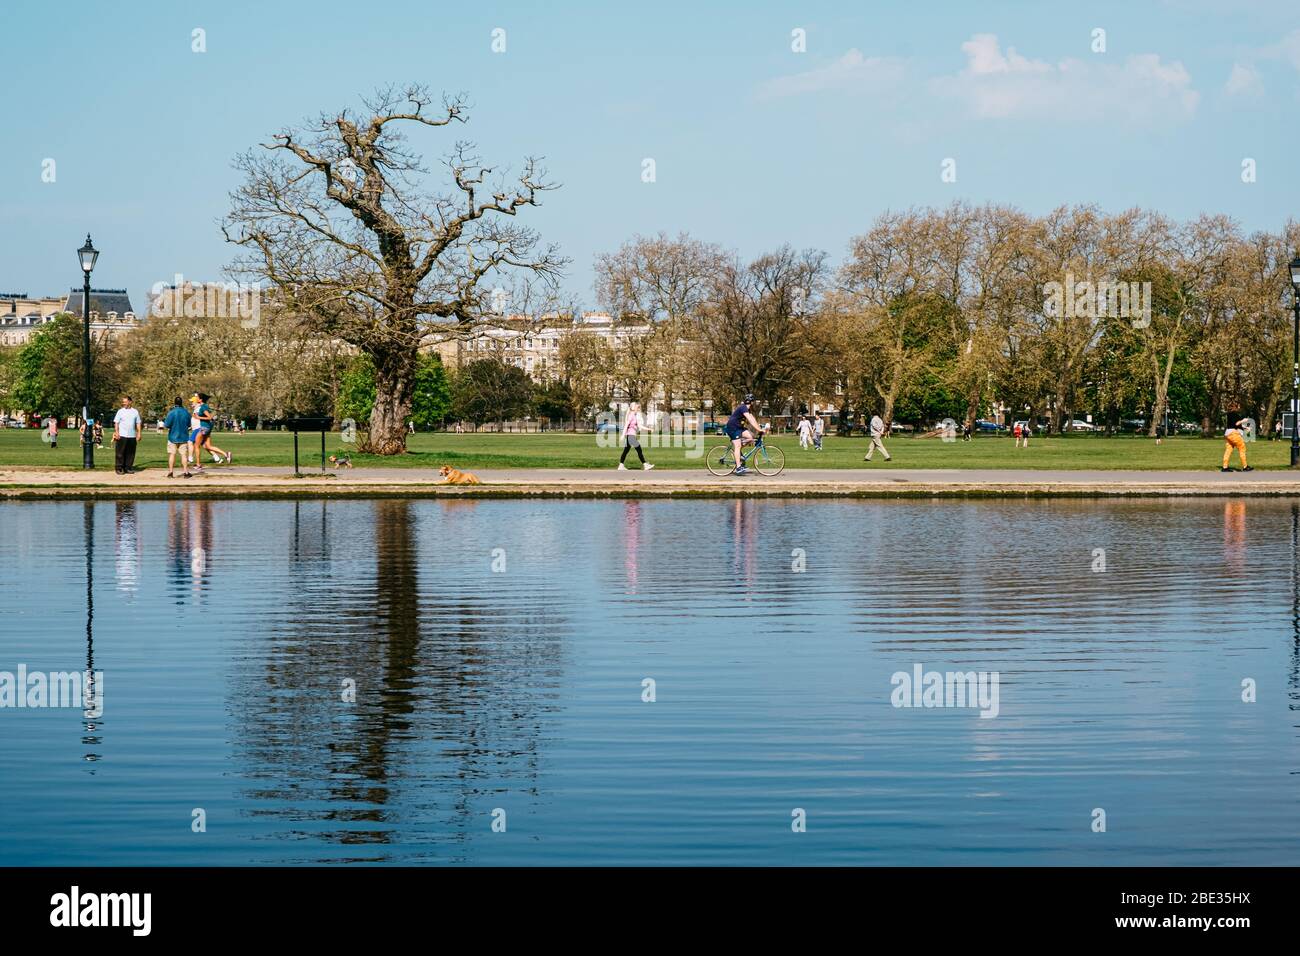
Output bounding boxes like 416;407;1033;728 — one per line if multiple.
369;350;416;454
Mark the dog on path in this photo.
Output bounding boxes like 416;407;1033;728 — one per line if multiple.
329;454;353;469
439;465;482;485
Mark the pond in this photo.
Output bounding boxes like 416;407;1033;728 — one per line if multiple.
1;497;1297;865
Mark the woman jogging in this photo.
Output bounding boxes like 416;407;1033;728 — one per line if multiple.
192;393;232;466
617;401;654;470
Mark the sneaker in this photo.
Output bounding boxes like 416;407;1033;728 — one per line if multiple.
1243;466;1254;472
617;463;627;470
182;473;192;478
1221;467;1233;472
644;463;654;470
733;466;748;476
225;452;232;465
166;472;174;478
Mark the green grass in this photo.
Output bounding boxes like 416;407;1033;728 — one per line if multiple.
0;427;1289;471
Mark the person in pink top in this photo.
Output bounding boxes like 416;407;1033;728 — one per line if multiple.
617;402;654;471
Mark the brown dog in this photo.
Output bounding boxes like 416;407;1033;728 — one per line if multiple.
329;454;353;469
439;465;482;485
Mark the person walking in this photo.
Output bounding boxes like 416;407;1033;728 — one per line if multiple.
797;415;812;450
617;401;654;470
864;413;891;462
45;416;58;449
112;396;142;474
1222;413;1253;472
813;414;825;451
163;396;193;478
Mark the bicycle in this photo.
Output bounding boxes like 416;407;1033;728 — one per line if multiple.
705;431;786;477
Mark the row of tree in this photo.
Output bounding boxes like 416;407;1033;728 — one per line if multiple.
4;197;1298;440
576;207;1300;436
0;311;569;435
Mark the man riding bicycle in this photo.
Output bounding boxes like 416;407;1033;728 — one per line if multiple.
724;393;766;476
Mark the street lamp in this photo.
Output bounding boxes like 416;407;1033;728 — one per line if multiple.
77;235;99;469
1289;256;1300;466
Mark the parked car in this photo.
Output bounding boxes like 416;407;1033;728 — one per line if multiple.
975;419;1005;432
595;420;619;433
1067;419;1098;431
701;421;726;434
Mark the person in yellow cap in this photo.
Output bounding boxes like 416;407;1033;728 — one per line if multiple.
1221;413;1253;472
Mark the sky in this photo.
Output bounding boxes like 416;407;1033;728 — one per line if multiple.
2;0;1298;315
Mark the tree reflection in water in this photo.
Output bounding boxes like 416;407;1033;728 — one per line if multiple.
226;499;567;861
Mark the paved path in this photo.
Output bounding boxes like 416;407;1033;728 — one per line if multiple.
3;465;1300;497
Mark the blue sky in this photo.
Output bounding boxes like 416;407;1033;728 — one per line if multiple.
1;0;1297;313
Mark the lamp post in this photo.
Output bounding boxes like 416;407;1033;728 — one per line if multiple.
77;235;98;470
1290;256;1300;467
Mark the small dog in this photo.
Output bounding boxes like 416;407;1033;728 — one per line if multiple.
439;465;481;485
329;454;353;469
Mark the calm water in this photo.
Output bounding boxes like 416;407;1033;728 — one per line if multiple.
1;497;1298;866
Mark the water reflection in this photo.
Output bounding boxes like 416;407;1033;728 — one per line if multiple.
1224;499;1247;574
166;500;213;601
114;501;139;598
5;497;1299;865
82;503;101;764
624;500;640;594
225;500;566;861
1291;502;1299;713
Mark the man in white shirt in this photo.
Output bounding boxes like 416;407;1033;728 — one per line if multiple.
864;413;892;462
112;395;143;474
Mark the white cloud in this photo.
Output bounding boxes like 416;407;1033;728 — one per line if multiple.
933;33;1199;123
758;48;905;100
1224;62;1263;96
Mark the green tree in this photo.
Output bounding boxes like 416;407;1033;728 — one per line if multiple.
338;352;451;430
410;354;452;429
452;358;534;426
12;314;121;418
532;379;573;424
336;354;377;424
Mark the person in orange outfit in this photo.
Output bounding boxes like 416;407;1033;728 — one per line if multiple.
1221;414;1253;472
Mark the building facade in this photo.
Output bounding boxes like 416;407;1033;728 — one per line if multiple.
0;289;139;347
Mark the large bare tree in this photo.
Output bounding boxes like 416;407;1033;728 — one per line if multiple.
223;85;565;453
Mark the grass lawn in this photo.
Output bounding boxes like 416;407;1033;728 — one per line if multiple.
0;427;1289;471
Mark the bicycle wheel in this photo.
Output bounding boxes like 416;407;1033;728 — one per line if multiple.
705;443;737;476
751;442;785;476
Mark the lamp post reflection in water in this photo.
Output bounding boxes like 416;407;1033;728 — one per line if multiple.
82;503;102;764
1291;503;1299;711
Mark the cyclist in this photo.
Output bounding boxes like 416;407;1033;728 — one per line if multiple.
724;393;766;475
